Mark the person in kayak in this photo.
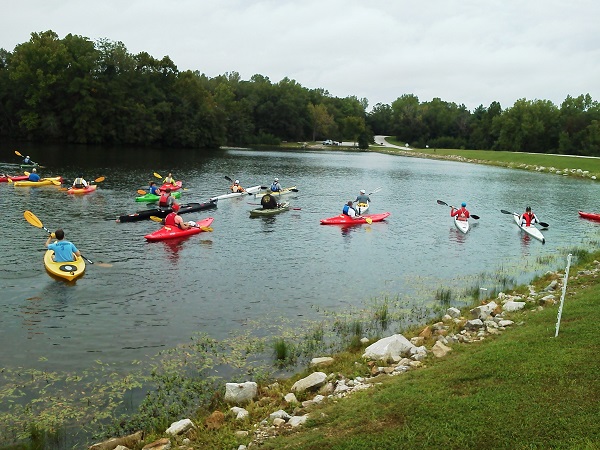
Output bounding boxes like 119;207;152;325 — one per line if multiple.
28;168;41;182
158;188;175;208
520;206;540;227
261;193;280;210
450;202;470;220
72;174;88;189
343;201;358;218
270;177;282;192
163;173;175;184
23;155;33;164
163;203;192;230
148;181;161;195
45;229;81;262
355;189;371;205
230;180;245;193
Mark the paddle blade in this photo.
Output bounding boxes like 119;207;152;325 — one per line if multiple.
94;176;105;183
290;188;299;192
24;210;43;228
15;150;23;157
153;172;162;179
500;209;516;215
470;214;480;220
149;216;163;222
137;189;147;195
365;217;373;224
24;171;30;176
7;178;12;183
50;179;61;186
539;222;549;228
224;176;233;182
200;226;213;232
436;200;449;206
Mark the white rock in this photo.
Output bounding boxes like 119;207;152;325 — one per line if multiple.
224;381;258;404
284;393;298;404
291;372;327;393
230;407;249;420
288;415;309;427
446;307;461;318
503;301;526;312
310;357;334;367
362;334;416;362
165;418;195;435
431;341;452;358
269;409;291;420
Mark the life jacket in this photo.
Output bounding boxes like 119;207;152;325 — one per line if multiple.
231;184;242;192
158;193;171;207
343;204;355;216
73;177;85;188
270;183;280;192
164;212;178;226
523;212;535;226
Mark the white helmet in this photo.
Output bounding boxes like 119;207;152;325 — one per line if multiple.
274;177;279;182
234;180;239;184
360;189;366;194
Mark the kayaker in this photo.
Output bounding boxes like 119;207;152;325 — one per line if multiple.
520;206;540;227
72;174;88;189
355;189;371;204
450;202;470;220
23;155;34;165
148;181;160;196
270;177;282;192
158;188;174;208
261;193;279;210
230;180;245;193
28;168;41;182
163;173;175;185
163;203;191;230
342;201;358;218
45;229;81;262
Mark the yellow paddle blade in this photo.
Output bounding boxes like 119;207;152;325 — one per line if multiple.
137;189;147;195
59;188;68;191
7;178;12;183
94;176;105;183
365;217;373;224
50;179;61;186
153;172;162;179
24;171;30;176
149;216;163;222
15;150;23;157
200;227;213;232
24;210;43;228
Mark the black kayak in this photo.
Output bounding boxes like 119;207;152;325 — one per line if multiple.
116;200;218;223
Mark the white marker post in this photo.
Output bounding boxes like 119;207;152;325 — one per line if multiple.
555;254;572;337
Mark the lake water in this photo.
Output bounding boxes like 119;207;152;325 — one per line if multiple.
1;144;599;377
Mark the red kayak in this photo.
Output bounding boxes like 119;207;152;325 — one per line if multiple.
578;211;600;222
0;175;28;182
320;212;391;225
145;217;214;241
160;180;183;192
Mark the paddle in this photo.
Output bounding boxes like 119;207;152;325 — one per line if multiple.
149;215;213;232
437;200;480;220
23;211;112;267
369;186;382;195
500;209;549;228
15;150;41;167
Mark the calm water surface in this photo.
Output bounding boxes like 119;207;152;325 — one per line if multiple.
1;145;599;375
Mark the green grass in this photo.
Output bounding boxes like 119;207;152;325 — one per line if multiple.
383;137;600;177
254;257;600;450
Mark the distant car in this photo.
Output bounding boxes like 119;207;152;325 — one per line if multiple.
322;139;333;145
333;141;341;146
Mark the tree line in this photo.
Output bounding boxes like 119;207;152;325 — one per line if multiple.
1;30;599;155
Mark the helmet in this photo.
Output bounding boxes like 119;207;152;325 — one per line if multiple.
526;206;532;212
360;189;366;194
32;168;37;173
274;177;279;182
235;180;239;184
26;155;30;158
461;202;466;207
172;203;180;212
78;174;83;178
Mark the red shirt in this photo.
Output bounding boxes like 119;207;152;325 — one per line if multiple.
451;207;470;220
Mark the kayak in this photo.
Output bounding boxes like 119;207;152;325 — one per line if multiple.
578;211;600;222
159;181;183;192
20;163;39;169
135;191;181;202
254;186;297;198
320;212;391;225
356;201;369;215
13;176;63;187
117;200;217;223
0;175;28;182
44;250;85;281
513;214;545;243
210;185;263;201
249;202;290;217
144;217;214;241
454;216;470;233
67;185;97;195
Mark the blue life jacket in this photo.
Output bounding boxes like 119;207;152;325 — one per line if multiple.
270;183;280;192
342;204;351;215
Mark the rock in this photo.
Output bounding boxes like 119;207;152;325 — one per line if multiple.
362;334;416;362
544;280;558;291
269;409;291;420
410;336;425;346
310;357;334;367
503;301;526;312
431;341;452;358
446;307;461;318
114;446;130;450
464;319;484;330
288;415;309;427
224;381;258;404
142;439;171;450
230;406;249;420
205;411;225;430
89;431;144;450
165;418;195;436
470;301;498;320
539;295;556;306
235;431;249;438
319;382;335;395
291;372;327;393
284;392;298;404
273;418;286;427
498;319;514;327
360;337;370;344
419;326;432;338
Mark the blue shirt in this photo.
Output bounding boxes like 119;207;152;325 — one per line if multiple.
28;173;40;182
48;240;78;262
150;186;160;195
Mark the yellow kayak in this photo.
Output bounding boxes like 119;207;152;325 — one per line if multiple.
44;250;85;281
13;177;62;187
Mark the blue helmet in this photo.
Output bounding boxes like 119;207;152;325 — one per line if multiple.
461;202;467;207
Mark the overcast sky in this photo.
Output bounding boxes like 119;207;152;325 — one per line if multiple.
3;0;599;111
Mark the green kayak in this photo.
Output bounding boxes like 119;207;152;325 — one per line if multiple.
249;202;290;217
135;191;181;202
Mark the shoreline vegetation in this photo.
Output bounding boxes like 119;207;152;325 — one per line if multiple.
2;146;600;449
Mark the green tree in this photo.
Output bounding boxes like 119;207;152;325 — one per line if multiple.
307;103;335;141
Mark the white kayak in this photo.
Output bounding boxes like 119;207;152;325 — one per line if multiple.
454;216;470;233
210;185;262;201
356;201;369;215
514;214;545;243
254;186;297;198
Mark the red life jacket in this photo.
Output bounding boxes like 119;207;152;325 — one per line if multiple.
158;193;170;207
523;212;534;226
164;212;177;226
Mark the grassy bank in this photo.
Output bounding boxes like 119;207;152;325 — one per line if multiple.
250;252;600;449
